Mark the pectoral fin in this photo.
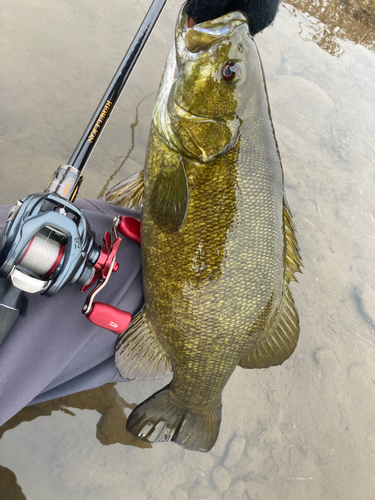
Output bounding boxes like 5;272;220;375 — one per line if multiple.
115;306;172;380
105;171;144;210
150;158;189;233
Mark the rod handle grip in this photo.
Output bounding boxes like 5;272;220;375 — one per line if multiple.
0;278;24;345
0;305;19;345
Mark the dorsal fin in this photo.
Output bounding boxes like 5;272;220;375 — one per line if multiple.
238;286;300;368
238;197;302;369
283;198;302;283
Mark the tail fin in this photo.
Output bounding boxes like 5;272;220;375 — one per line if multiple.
126;384;222;452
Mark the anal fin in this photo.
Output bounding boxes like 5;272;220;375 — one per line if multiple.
115;306;172;380
105;171;144;210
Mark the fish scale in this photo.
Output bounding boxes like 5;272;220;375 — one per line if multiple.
106;6;301;451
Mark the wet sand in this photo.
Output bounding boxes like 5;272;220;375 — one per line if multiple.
1;1;375;499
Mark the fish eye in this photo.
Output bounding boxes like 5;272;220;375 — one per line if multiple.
222;62;243;83
222;62;236;82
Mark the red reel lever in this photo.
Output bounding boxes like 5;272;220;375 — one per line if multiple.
82;215;141;334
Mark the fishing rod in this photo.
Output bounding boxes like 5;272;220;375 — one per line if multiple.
0;0;167;345
47;0;168;201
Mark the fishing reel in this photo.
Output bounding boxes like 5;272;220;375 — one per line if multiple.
0;165;140;345
1;194;97;298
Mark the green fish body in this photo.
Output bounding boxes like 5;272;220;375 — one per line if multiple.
106;6;301;452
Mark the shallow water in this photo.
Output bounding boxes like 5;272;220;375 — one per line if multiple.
1;1;375;499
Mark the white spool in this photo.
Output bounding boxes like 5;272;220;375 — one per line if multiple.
19;232;62;276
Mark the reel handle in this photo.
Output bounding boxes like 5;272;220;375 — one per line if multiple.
81;216;141;334
86;302;132;334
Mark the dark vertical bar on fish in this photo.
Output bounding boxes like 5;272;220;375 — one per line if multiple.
67;0;168;174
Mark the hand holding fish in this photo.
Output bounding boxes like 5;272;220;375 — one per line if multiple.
185;0;280;34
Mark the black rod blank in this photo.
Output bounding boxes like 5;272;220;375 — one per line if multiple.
68;0;168;172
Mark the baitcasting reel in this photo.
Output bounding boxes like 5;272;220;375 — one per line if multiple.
0;164;141;345
1;180;97;300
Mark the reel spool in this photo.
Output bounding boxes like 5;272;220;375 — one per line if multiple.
18;230;65;278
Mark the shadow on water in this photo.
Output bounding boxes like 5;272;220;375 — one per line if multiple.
0;466;27;500
284;0;375;56
0;385;151;498
0;383;151;449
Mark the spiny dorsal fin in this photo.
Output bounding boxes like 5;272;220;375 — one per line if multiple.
105;171;144;210
150;158;189;233
283;198;302;283
115;306;172;380
238;198;302;369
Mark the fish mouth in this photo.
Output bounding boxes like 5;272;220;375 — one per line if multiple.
172;4;249;121
177;4;249;54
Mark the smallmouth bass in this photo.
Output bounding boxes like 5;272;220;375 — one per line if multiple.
106;4;302;452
